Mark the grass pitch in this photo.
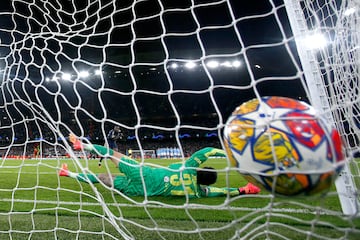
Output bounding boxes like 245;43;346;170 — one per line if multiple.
0;158;359;240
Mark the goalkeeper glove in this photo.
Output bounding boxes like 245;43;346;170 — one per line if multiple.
69;134;83;150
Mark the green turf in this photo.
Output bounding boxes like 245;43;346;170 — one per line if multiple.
0;158;359;240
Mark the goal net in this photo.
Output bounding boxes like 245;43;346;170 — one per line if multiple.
0;0;359;239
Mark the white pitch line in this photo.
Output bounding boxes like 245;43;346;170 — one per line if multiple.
0;198;341;215
0;171;240;176
0;171;56;174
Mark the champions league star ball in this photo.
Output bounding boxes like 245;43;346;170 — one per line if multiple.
223;96;345;196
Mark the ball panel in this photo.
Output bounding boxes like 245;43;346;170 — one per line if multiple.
253;128;301;170
265;96;310;111
224;138;238;167
232;98;260;115
307;172;335;195
330;129;345;162
284;111;326;149
225;118;255;155
263;174;310;196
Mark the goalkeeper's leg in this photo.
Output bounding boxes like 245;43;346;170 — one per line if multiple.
59;163;101;184
59;164;120;188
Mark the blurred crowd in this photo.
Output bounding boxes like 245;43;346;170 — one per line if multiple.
0;137;222;159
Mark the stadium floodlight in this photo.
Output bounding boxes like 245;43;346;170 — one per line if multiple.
79;70;89;78
344;7;356;16
303;33;328;50
45;76;58;82
62;73;71;80
170;63;178;69
232;60;241;68
221;61;232;68
185;61;196;69
206;60;219;68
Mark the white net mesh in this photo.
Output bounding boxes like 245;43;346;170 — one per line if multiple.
0;0;359;239
284;0;360;215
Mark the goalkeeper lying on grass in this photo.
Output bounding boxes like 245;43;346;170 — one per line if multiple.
59;134;260;198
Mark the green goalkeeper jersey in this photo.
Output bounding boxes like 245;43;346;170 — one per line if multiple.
111;147;240;198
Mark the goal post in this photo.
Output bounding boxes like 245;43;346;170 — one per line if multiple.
0;0;359;239
283;0;360;215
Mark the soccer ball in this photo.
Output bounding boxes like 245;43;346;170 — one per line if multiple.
223;96;345;196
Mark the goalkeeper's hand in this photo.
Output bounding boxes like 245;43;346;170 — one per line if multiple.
69;133;83;150
238;183;261;195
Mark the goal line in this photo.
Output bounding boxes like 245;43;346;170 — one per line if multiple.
0;198;340;216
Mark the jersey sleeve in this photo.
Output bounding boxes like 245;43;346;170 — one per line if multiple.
185;147;226;168
200;186;240;197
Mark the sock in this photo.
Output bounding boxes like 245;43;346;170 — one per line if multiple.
67;171;78;179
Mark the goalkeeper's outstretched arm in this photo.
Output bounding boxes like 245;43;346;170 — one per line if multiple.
185;147;226;168
69;133;124;167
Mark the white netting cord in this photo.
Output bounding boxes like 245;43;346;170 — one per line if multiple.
0;0;359;239
297;0;360;213
332;0;360;152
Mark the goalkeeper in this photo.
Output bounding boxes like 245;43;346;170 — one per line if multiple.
59;134;260;198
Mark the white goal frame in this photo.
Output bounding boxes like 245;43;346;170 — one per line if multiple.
284;0;360;215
